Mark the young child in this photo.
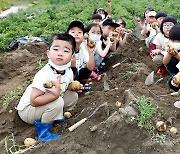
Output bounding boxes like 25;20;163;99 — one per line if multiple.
67;20;95;84
101;18;119;52
155;11;167;28
136;6;154;31
17;33;78;143
115;18;132;48
93;0;111;21
152;16;177;75
85;23;112;79
142;10;158;51
163;25;180;92
92;14;102;24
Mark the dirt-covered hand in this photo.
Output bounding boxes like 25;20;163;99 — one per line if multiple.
173;72;180;84
167;45;178;56
46;76;61;97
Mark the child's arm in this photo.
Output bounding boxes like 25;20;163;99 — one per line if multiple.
163;52;172;65
174;53;180;60
107;1;111;15
119;30;132;47
30;76;61;107
86;46;95;71
98;41;111;58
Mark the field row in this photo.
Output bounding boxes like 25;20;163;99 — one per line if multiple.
0;0;179;50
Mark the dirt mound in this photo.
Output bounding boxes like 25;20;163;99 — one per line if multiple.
0;37;180;154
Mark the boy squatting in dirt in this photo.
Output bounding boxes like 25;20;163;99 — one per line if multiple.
16;33;82;143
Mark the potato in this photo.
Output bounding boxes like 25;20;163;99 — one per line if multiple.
69;81;81;91
59;83;64;90
170;127;177;134
84;33;89;39
24;138;36;147
136;17;141;22
112;32;119;37
107;0;111;3
115;101;122;108
156;121;167;132
126;29;132;33
173;72;180;84
64;112;72;119
43;81;53;88
87;39;96;48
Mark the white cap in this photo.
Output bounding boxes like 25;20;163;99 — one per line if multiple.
148;11;157;17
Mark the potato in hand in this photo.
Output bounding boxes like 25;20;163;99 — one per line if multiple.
87;39;96;48
173;72;180;84
69;81;82;91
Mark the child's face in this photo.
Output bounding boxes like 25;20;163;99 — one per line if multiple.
92;19;102;24
47;39;73;66
144;10;151;18
68;27;84;43
149;16;156;24
116;20;125;28
89;26;101;35
102;25;115;37
163;22;174;37
156;17;165;27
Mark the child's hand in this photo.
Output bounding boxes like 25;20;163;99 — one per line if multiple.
151;22;158;30
167;45;178;56
125;29;132;36
46;76;61;98
151;49;161;56
71;54;76;67
136;17;141;23
85;41;95;53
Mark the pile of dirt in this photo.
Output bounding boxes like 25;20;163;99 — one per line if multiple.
0;36;180;154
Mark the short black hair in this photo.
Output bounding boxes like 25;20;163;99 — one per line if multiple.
169;25;180;40
66;20;84;34
160;16;177;34
84;23;102;34
155;11;167;19
92;14;102;20
49;33;76;54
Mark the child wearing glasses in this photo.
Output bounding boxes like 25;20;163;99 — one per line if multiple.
163;25;180;92
152;16;177;75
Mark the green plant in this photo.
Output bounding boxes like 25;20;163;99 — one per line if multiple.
119;63;137;78
4;132;37;154
151;134;166;144
37;58;46;70
136;96;158;135
1;87;23;110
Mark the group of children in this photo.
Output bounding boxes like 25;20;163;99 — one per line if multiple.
136;7;180;93
17;0;133;143
17;2;180;143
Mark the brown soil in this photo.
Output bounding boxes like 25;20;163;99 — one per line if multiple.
0;37;180;154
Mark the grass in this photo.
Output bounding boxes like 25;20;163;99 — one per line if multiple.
119;63;137;78
1;87;23;110
4;132;38;154
36;58;46;70
136;96;158;135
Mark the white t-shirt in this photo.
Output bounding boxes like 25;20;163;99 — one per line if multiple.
153;33;169;49
75;42;89;71
147;24;157;37
17;64;73;110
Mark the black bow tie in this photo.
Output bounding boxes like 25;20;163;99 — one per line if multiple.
49;64;65;75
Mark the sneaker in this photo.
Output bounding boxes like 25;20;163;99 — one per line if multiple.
90;71;101;81
157;65;166;76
